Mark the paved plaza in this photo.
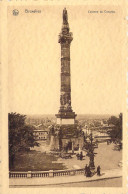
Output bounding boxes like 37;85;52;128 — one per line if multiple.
10;142;122;187
54;142;122;170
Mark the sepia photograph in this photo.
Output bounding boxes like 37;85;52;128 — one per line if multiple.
5;4;126;190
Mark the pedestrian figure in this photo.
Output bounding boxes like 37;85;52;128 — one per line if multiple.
80;151;83;160
76;153;79;160
86;165;91;177
84;164;88;176
88;166;91;177
97;165;101;176
86;166;89;177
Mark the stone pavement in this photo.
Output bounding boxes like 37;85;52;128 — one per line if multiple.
9;168;122;187
58;143;122;170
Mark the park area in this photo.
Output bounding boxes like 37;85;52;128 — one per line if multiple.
10;142;122;172
10;150;66;171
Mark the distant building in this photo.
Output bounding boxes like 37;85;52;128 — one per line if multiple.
33;124;49;141
33;130;48;141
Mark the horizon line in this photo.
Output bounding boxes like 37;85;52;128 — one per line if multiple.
8;112;120;116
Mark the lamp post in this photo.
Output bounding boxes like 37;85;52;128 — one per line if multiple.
89;132;95;169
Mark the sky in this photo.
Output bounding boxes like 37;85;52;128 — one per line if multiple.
8;5;124;115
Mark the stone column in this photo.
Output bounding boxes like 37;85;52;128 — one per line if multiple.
56;8;76;125
59;19;73;113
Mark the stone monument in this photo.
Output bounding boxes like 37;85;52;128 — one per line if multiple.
55;8;76;126
50;8;84;151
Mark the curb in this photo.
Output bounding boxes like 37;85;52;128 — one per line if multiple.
9;175;122;187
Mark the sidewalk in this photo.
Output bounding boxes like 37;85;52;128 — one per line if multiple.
9;168;122;187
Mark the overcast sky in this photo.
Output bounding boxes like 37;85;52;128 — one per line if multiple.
8;5;124;115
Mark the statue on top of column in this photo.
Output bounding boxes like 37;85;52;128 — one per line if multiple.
63;8;68;24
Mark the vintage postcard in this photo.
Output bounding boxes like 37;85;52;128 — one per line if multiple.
1;0;127;194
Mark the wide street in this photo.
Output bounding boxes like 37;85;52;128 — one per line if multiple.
40;177;122;187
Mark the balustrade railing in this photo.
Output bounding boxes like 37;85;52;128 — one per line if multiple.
31;171;49;178
9;172;27;178
9;168;84;178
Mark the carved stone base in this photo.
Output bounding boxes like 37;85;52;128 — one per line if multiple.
55;111;77;119
56;118;75;125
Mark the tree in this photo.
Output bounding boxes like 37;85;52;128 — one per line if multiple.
108;113;122;143
9;112;39;169
108;116;119;126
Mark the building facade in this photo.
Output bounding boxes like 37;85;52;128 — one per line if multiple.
33;130;48;141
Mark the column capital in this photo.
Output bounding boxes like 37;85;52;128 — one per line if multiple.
58;32;73;44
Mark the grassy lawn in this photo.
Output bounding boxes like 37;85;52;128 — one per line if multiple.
10;150;66;171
